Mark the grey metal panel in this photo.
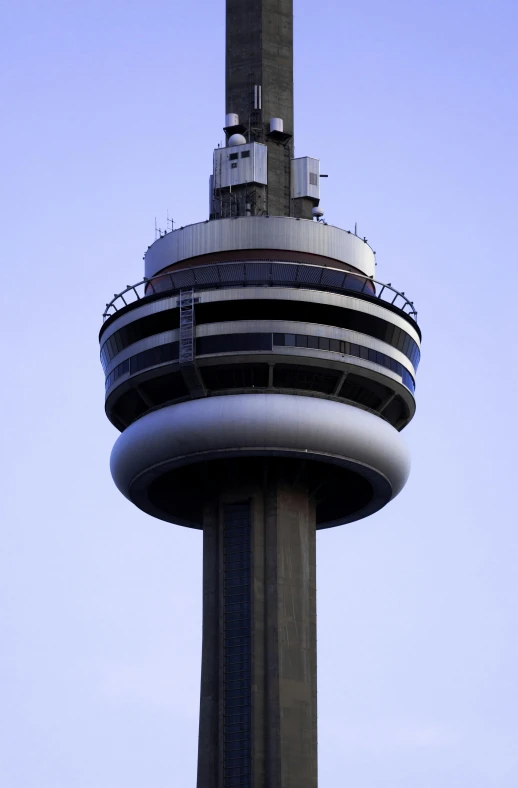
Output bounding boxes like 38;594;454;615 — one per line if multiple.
213;143;268;189
144;217;376;279
291;157;320;200
110;394;411;527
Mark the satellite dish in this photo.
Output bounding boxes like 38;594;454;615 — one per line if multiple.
228;133;247;146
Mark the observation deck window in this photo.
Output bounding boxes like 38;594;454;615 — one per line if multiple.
101;300;420;371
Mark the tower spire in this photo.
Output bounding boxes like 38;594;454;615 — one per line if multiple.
225;0;294;215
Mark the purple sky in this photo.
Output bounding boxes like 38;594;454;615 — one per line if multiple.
2;1;518;786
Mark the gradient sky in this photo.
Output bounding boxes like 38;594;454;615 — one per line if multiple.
1;1;518;786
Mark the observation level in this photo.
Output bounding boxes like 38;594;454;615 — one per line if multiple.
100;215;420;529
99;1;422;787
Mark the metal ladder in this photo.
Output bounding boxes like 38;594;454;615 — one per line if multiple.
179;288;206;398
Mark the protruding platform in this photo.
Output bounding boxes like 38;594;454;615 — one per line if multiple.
110;393;410;529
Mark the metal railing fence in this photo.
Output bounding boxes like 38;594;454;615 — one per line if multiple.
102;260;418;323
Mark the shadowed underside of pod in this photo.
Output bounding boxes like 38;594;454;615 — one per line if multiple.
109;394;411;529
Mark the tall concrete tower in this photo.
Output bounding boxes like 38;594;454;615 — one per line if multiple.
99;1;421;786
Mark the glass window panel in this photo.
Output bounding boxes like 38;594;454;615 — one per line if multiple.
384;323;395;344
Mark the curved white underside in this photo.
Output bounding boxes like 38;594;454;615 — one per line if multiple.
111;394;410;525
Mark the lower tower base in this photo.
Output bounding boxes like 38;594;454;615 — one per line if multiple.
197;469;317;788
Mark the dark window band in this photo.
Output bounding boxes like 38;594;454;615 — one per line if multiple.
273;333;415;392
194;300;421;368
105;342;179;389
105;333;415;394
105;358;130;391
197;333;272;355
100;310;180;370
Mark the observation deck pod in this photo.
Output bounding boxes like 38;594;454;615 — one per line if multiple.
100;217;421;529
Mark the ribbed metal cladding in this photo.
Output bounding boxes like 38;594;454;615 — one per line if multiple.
223;503;252;787
143;220;377;280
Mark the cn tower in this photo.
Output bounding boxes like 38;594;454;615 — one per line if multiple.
99;1;421;786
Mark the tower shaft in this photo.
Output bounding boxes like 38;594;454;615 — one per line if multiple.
226;0;294;216
100;3;421;785
197;476;317;788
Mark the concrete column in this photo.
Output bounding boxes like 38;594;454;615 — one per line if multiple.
196;474;318;788
226;0;294;217
226;0;294;137
263;480;318;788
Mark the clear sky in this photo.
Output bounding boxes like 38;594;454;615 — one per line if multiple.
1;0;517;786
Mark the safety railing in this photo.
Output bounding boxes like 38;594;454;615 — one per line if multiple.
102;260;418;323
